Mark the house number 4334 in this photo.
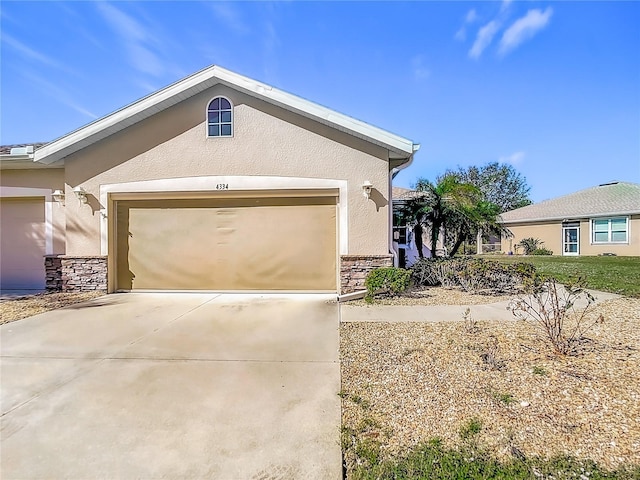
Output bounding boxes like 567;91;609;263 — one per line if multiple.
216;184;229;190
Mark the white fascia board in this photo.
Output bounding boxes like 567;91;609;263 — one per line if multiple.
35;65;417;165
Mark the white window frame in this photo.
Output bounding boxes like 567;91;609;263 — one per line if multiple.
590;216;629;244
206;95;234;138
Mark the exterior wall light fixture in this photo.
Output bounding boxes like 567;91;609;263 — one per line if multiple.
362;180;373;199
73;186;88;204
52;189;65;205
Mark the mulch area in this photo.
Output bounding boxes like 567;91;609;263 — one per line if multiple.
341;288;640;470
0;292;104;325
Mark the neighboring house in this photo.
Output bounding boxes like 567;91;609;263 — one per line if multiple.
500;181;640;256
0;66;419;294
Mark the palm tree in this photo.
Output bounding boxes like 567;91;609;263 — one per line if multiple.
410;175;483;256
445;200;507;257
398;175;507;258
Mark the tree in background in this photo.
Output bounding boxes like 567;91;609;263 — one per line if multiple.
438;162;532;213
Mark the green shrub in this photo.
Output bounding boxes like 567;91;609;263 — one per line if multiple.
364;267;411;302
517;237;543;255
531;247;553;255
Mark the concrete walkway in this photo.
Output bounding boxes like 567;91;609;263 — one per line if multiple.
340;289;620;323
1;293;342;479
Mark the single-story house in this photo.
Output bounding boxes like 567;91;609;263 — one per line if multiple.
0;66;419;294
500;181;640;256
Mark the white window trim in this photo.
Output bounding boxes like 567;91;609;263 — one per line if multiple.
0;186;54;255
590;216;630;245
205;95;234;138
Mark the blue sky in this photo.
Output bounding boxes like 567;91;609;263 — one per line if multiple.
1;1;638;203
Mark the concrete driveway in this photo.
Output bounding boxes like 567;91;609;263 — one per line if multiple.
1;293;341;479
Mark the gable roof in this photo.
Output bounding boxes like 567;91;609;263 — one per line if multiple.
500;181;640;224
34;65;419;165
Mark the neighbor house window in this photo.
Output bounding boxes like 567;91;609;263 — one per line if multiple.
207;97;233;137
591;217;628;243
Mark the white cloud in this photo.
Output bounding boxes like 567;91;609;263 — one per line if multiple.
129;44;165;77
209;2;249;35
2;33;64;69
500;0;513;14
135;79;160;95
96;2;149;42
469;20;500;59
455;9;478;41
466;9;478;23
500;151;525;166
499;8;553;56
96;2;166;77
22;71;97;120
411;55;430;80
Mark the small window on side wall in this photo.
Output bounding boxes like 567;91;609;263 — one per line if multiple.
207;97;233;137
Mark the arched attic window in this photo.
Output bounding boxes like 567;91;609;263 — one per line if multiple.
207;97;233;137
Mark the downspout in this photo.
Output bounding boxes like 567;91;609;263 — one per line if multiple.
389;143;421;267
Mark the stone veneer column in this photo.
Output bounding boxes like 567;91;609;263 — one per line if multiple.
340;255;393;294
44;255;63;291
59;256;108;292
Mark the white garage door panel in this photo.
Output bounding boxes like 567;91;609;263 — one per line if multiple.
0;198;46;290
116;197;337;291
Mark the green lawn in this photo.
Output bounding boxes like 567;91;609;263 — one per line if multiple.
485;255;640;297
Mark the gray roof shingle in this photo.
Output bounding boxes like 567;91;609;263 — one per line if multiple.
0;143;48;155
500;181;640;223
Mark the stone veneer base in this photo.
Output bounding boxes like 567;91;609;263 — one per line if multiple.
45;255;108;292
340;255;393;294
46;254;392;294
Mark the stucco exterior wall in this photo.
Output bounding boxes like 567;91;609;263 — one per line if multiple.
502;215;640;256
63;85;391;256
0;168;64;190
502;222;562;255
579;215;640;256
0;168;66;254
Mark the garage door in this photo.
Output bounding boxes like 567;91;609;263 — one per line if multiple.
115;196;337;291
0;198;46;290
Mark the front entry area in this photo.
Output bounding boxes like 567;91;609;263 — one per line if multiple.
114;195;337;291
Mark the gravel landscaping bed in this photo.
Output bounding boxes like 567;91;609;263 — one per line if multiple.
340;292;640;472
0;292;104;325
350;286;514;306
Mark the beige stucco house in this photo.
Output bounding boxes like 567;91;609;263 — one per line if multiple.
500;181;640;256
0;66;419;294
